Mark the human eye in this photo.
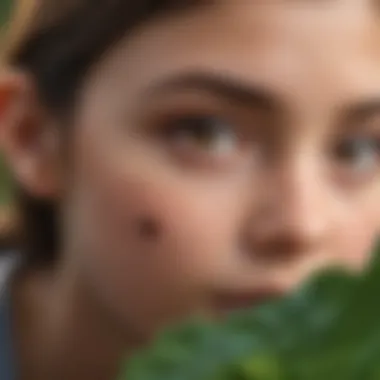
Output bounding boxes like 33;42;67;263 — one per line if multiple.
161;114;239;158
331;134;380;181
142;97;265;171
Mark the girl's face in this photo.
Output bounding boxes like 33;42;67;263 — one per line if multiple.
5;1;380;339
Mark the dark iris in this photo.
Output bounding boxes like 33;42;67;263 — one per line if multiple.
334;137;380;168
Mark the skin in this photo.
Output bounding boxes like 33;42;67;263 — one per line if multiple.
2;1;380;379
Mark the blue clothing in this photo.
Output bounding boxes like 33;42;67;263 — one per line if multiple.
0;286;15;380
0;255;18;380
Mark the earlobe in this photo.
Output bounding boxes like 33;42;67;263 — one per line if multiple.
0;87;13;120
0;70;24;140
0;70;62;201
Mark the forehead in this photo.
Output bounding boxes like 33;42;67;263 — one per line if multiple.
83;1;380;110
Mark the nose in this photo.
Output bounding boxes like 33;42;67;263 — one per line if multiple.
245;158;333;259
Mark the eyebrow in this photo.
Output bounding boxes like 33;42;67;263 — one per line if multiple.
144;71;380;126
145;70;281;111
346;98;380;124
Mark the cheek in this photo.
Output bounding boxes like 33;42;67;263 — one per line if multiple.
83;172;235;286
66;144;244;331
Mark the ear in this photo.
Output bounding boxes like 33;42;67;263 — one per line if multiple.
0;69;62;200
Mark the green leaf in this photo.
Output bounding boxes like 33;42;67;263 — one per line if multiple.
117;248;380;380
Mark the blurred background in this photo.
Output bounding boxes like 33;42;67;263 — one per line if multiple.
0;0;17;243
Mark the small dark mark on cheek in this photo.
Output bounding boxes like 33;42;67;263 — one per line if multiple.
137;217;162;240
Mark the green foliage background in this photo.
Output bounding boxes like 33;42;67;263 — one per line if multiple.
0;0;12;25
0;0;14;206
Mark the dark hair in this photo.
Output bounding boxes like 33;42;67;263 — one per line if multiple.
9;0;200;267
